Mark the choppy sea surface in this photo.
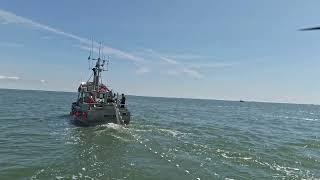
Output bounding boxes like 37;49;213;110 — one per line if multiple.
0;89;319;180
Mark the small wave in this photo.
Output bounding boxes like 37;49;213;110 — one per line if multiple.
110;134;131;142
251;159;309;177
65;136;81;145
98;123;123;130
91;124;132;143
94;123;127;136
157;128;182;137
131;129;153;132
225;178;235;180
220;152;253;161
264;114;319;122
303;118;319;122
31;169;44;179
241;157;252;160
215;148;306;177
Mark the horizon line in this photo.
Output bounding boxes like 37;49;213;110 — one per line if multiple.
0;87;318;106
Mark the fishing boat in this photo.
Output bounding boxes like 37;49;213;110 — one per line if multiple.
70;43;131;126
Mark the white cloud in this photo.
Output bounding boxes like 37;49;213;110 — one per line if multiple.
0;9;86;41
165;68;203;79
186;62;237;69
159;56;179;65
0;75;20;80
144;49;237;69
80;44;145;63
41;36;53;40
135;67;150;75
0;9;216;80
0;9;145;63
167;54;212;60
144;49;204;79
0;75;47;83
182;68;203;79
166;70;180;76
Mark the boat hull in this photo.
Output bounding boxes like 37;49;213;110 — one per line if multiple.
70;103;130;126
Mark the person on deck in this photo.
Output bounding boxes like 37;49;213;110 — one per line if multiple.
78;85;82;92
120;94;126;108
88;95;95;104
86;95;95;109
106;91;114;103
114;93;117;103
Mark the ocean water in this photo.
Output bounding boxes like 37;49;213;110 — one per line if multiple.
0;89;319;180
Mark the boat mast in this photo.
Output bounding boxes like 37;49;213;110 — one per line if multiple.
90;42;107;91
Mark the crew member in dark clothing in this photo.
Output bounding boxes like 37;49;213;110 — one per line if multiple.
120;93;126;108
78;85;82;92
113;93;117;103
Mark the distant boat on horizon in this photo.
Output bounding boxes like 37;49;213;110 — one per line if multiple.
239;100;245;103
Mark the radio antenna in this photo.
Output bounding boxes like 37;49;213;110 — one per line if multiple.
88;37;93;70
98;42;102;58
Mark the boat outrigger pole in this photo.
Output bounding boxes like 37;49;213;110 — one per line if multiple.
299;26;320;31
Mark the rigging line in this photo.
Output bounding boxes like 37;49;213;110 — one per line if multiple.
86;72;93;83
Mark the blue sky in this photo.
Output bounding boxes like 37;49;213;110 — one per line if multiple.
1;1;320;104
